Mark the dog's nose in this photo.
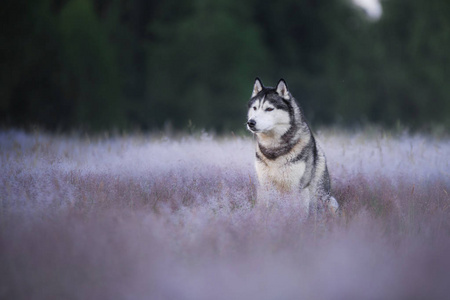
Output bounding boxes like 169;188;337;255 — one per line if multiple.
247;119;256;129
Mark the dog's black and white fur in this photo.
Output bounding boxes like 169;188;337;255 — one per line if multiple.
247;78;338;214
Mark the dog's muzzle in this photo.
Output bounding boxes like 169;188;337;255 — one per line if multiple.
247;119;257;131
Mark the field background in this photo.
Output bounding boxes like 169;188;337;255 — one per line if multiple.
1;129;449;299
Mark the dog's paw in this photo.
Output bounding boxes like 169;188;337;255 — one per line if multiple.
327;196;339;215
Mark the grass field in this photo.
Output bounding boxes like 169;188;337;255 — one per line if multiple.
1;129;450;299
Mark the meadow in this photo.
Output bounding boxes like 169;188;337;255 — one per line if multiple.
1;129;449;300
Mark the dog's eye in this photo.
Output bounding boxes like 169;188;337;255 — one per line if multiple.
253;107;257;110
265;107;274;112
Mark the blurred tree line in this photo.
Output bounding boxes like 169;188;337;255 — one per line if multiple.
1;0;449;132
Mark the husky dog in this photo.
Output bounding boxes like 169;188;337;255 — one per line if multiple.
247;78;338;215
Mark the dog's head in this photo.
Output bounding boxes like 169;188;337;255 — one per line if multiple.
247;78;293;135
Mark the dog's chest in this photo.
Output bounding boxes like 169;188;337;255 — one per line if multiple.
255;158;306;192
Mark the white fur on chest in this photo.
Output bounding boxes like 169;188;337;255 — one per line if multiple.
255;158;305;192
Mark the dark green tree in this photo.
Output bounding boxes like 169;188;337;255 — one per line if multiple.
0;0;64;128
147;0;269;131
374;0;450;129
251;0;376;125
59;0;125;130
1;0;449;132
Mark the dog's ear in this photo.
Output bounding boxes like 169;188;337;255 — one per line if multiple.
276;79;289;99
252;78;264;98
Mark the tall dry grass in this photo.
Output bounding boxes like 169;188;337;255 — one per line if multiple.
1;129;449;299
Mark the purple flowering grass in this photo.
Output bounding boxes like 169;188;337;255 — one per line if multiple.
1;129;449;299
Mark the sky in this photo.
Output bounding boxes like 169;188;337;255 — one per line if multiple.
353;0;382;19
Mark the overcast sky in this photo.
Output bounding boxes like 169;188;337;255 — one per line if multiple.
353;0;382;19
